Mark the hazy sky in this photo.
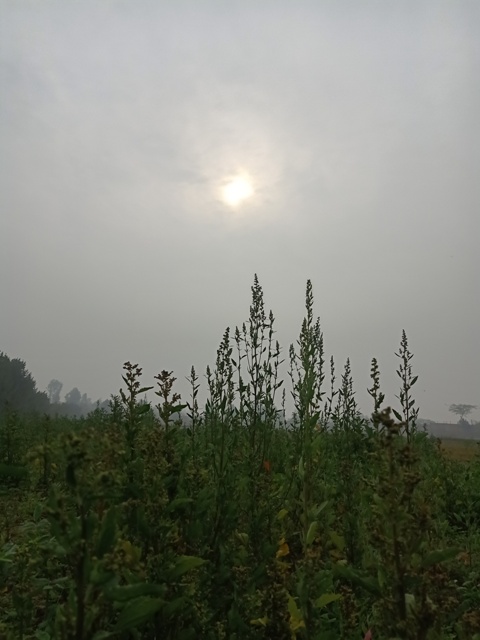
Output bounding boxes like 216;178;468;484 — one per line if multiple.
1;1;479;422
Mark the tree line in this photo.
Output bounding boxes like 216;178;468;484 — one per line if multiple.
1;349;477;425
0;352;108;418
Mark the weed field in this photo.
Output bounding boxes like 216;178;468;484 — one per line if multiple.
1;280;479;639
439;439;480;463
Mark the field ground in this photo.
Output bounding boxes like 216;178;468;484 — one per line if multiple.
439;437;480;461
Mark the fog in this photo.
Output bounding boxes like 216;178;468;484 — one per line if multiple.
1;1;479;422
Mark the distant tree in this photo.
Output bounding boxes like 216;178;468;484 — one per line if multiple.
98;399;110;411
47;379;63;404
79;393;95;414
449;404;477;423
0;352;49;415
65;387;81;405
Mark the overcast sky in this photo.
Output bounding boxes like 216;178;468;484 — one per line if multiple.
1;0;479;422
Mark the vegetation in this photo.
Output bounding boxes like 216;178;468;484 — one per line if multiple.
0;353;49;417
449;404;478;424
1;355;108;419
440;439;480;463
1;277;480;639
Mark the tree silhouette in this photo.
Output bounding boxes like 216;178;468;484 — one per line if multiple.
449;403;477;423
0;352;49;415
65;387;81;406
47;379;63;404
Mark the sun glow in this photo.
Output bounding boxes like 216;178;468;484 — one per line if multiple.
221;174;254;207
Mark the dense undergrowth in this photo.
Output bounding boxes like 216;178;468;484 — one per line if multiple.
1;277;479;640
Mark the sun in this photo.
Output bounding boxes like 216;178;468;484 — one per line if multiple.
221;174;254;207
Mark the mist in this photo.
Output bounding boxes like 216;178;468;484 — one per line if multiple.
1;1;479;423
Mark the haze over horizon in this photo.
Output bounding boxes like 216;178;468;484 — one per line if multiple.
1;1;479;423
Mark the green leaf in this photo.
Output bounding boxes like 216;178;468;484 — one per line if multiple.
405;592;416;614
333;565;381;596
286;593;298;618
421;547;459;568
115;597;164;632
312;501;329;518
312;434;323;452
105;582;165;602
298;457;305;480
166;497;193;513
314;592;342;609
170;404;188;414
89;566;116;588
137;403;151;415
287;593;305;632
306;521;318;546
392;408;402;421
234;531;249;546
138;386;154;394
169;555;205;579
308;412;320;428
163;596;187;617
250;616;269;627
33;502;43;523
329;530;345;552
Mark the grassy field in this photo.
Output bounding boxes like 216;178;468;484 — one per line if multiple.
1;280;479;639
439;438;480;462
